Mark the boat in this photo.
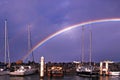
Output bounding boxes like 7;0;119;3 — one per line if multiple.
109;71;120;76
9;64;37;76
0;64;9;75
47;66;64;77
0;20;10;75
76;26;99;77
9;25;37;76
0;69;9;75
76;65;99;77
9;66;37;76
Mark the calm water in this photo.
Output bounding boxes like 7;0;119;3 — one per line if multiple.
0;74;120;80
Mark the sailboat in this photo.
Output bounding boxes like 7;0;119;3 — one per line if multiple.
9;25;37;76
76;26;99;77
0;20;10;75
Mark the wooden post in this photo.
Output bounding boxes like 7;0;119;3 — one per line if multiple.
105;62;108;75
40;56;44;78
100;62;103;75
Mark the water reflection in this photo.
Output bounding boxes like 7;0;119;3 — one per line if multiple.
99;76;109;80
99;76;120;80
10;76;24;80
10;76;34;80
0;75;9;80
9;74;39;80
40;76;120;80
1;75;120;80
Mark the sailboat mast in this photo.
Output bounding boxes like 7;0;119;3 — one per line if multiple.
4;19;10;65
89;30;92;66
7;26;10;65
81;26;84;63
4;20;7;64
28;25;34;62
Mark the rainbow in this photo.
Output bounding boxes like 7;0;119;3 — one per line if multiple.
21;18;120;61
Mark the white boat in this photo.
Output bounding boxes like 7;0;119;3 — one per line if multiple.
109;71;120;76
0;68;9;75
0;71;9;75
9;66;37;76
10;25;37;76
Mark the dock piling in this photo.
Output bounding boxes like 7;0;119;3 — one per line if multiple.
40;56;44;78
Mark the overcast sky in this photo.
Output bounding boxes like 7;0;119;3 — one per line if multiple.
0;0;120;62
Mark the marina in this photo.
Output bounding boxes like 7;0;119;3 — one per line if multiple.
0;20;120;79
0;21;120;79
0;0;120;80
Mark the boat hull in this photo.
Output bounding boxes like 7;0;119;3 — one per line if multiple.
0;71;9;75
9;69;36;76
47;66;64;77
48;72;64;77
77;71;99;77
109;71;120;76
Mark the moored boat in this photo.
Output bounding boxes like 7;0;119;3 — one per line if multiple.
76;65;99;77
0;65;9;75
9;25;37;76
47;66;64;77
109;71;120;76
76;27;99;77
0;70;9;75
9;66;37;76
